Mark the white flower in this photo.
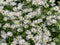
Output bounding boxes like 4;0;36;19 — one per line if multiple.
19;39;25;44
26;0;31;2
36;8;41;14
11;40;17;45
17;28;23;32
26;34;33;39
13;20;20;25
3;10;9;16
23;42;30;45
26;30;31;35
48;38;52;41
47;22;52;25
16;11;22;17
37;19;43;23
44;30;51;36
30;23;36;27
51;42;56;45
33;20;38;24
57;15;60;19
17;3;23;9
47;44;50;45
10;2;16;6
54;6;59;11
0;6;4;10
0;0;3;4
50;0;55;3
10;24;16;29
32;0;46;5
35;42;41;45
10;16;16;20
50;19;57;24
24;20;31;24
43;35;49;42
23;8;32;13
1;31;7;39
31;28;37;33
50;3;56;6
3;17;8;21
6;0;13;2
2;1;8;5
13;0;18;1
23;24;29;28
32;0;42;5
18;16;23;21
13;7;18;11
1;43;7;45
7;31;13;36
16;36;22;40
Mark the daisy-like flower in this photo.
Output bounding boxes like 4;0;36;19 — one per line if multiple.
13;7;18;11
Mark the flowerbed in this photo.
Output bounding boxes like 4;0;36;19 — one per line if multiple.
0;0;60;45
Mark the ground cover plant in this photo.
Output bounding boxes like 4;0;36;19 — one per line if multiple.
0;0;60;45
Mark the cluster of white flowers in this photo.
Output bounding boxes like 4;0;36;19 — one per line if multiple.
0;0;60;45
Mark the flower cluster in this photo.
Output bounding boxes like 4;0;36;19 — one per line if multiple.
0;0;60;45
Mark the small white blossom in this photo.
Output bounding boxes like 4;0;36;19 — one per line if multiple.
51;42;56;45
31;28;37;33
1;43;7;45
1;31;7;39
35;42;41;45
50;0;55;3
10;2;16;6
3;17;8;21
26;34;33;40
26;30;31;35
13;7;18;11
17;28;23;32
6;0;13;2
54;6;59;11
17;3;23;9
7;31;13;37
